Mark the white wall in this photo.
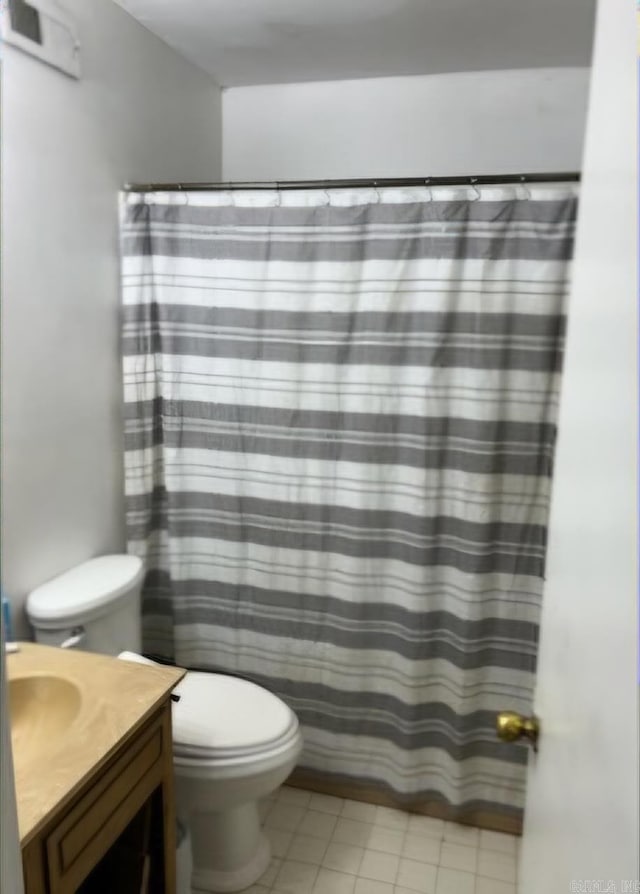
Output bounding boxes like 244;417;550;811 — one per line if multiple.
223;68;590;180
1;0;222;636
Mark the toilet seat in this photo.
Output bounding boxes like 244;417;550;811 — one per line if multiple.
172;671;299;763
116;652;302;772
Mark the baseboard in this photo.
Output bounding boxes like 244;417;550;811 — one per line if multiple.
286;769;523;836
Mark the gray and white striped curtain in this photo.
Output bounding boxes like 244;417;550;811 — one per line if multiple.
120;184;577;826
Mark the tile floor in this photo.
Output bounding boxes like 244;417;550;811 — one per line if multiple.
243;786;519;894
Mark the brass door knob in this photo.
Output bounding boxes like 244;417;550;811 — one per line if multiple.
496;711;540;751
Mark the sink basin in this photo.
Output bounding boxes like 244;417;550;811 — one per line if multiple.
9;675;82;762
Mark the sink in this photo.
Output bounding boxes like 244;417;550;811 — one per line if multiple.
9;674;82;762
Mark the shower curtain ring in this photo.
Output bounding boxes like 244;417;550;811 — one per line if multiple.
519;175;532;200
468;178;481;201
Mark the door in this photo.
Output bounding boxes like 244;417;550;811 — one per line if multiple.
1;612;24;894
518;0;639;889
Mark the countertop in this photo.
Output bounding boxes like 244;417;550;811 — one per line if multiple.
6;643;185;846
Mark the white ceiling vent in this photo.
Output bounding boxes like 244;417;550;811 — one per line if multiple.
1;0;80;78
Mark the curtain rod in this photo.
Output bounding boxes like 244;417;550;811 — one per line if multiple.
123;172;581;193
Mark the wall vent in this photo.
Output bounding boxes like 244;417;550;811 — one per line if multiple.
1;0;80;78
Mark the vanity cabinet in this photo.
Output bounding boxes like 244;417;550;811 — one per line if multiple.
21;698;176;894
8;645;185;894
22;699;176;894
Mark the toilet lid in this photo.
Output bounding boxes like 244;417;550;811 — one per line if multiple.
171;672;296;757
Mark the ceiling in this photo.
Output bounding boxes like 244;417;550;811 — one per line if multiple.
114;0;596;88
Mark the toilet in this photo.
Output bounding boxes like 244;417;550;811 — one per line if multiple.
26;555;303;894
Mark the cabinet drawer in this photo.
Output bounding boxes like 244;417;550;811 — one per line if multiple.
46;710;167;894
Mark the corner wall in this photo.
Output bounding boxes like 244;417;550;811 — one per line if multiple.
222;68;590;180
1;0;222;635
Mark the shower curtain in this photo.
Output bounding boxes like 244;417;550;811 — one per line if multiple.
120;183;577;825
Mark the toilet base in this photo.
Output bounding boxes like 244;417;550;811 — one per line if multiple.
189;802;271;893
174;720;303;893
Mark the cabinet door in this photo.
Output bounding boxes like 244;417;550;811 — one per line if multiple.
45;710;167;894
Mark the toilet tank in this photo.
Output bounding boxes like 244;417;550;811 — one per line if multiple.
26;555;144;656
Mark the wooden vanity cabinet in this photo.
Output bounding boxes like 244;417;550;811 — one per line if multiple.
21;698;177;894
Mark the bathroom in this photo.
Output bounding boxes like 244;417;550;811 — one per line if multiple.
0;0;637;892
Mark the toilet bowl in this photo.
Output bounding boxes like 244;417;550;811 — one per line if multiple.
26;557;303;894
123;656;303;893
